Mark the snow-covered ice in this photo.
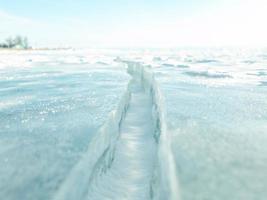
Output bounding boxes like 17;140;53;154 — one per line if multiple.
0;48;267;200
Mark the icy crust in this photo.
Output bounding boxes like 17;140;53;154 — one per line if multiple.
54;62;180;200
120;48;267;87
153;64;267;200
0;59;131;200
0;49;122;70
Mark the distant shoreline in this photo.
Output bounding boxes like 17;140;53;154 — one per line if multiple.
0;47;74;51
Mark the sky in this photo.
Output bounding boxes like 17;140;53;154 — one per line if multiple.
0;0;267;48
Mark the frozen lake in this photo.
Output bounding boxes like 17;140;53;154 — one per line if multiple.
0;48;267;200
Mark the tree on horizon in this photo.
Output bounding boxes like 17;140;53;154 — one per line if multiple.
0;35;29;49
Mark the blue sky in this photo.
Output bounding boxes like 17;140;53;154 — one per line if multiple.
0;0;267;47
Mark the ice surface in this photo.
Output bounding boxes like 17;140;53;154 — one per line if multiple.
152;48;267;200
0;51;130;200
0;48;267;200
